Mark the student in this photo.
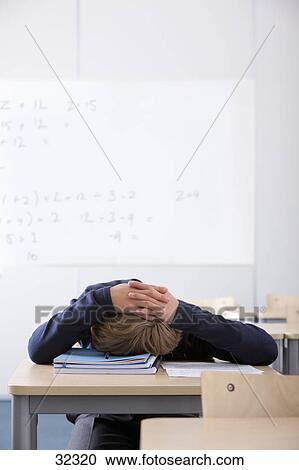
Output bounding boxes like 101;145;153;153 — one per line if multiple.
28;279;278;449
91;311;182;356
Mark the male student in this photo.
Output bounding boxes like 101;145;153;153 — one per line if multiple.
91;309;182;357
28;278;278;449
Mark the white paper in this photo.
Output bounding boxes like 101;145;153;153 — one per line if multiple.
162;361;264;377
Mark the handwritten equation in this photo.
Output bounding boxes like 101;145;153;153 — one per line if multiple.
0;189;200;263
0;98;97;153
1;190;198;207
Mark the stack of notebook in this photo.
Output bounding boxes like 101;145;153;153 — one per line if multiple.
53;348;160;375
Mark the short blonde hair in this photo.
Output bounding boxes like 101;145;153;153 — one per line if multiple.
91;313;182;356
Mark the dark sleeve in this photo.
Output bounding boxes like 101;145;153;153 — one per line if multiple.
28;279;137;364
171;300;278;366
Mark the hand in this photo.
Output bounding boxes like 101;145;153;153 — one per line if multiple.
110;282;168;317
127;280;179;323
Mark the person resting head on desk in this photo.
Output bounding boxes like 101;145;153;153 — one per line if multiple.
91;311;182;356
28;279;278;450
91;281;182;357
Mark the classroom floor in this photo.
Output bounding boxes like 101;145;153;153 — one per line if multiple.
0;400;73;449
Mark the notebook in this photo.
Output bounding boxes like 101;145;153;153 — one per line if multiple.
53;348;160;375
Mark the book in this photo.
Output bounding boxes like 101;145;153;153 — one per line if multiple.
53;348;160;375
54;348;152;365
54;357;161;375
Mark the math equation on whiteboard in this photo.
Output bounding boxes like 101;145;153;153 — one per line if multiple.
0;80;254;265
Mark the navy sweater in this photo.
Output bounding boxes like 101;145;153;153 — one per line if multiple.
28;279;278;366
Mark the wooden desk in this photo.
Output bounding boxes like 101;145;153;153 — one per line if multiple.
8;361;273;450
9;360;201;450
8;360;202;396
140;417;299;449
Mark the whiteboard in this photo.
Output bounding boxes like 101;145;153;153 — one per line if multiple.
0;80;254;265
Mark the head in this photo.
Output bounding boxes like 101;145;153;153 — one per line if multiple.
91;313;182;356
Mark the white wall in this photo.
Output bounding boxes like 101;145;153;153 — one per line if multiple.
0;0;78;395
0;0;298;394
0;266;79;396
0;0;77;78
79;0;253;79
254;0;299;302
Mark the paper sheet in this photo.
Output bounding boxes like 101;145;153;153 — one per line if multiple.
161;362;264;377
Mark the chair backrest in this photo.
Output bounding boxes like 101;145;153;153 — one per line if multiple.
287;305;299;324
201;372;299;418
267;294;299;320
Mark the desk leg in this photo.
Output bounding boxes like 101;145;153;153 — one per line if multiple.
287;339;299;375
283;338;289;375
12;395;37;450
30;414;38;449
271;339;284;373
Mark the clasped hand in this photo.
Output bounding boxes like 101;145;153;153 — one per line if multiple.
110;281;178;323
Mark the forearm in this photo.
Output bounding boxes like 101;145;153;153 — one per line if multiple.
172;300;278;365
28;286;113;364
28;278;141;364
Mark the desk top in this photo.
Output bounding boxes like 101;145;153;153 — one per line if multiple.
8;361;274;396
284;323;299;339
140;417;299;450
8;360;202;396
255;322;299;340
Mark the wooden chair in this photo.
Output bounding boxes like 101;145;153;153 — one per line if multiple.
266;294;299;322
287;305;299;324
140;373;299;449
140;416;299;449
201;372;299;418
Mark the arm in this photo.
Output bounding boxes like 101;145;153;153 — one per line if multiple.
28;279;133;364
171;300;278;366
125;282;278;365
